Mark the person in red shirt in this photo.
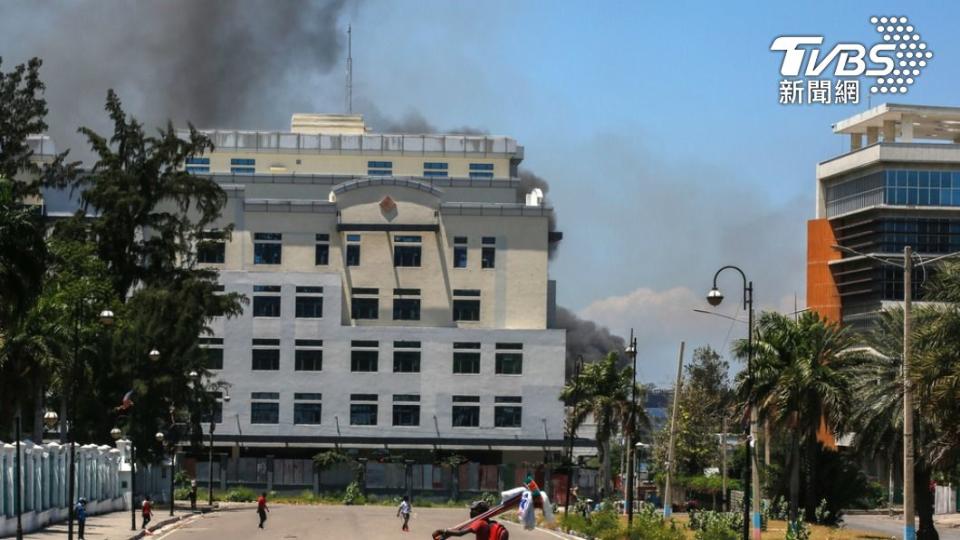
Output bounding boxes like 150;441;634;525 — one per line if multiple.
256;492;269;529
432;501;509;540
141;496;153;530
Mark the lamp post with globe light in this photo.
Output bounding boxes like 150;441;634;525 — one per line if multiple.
706;266;757;540
66;307;115;540
110;425;138;531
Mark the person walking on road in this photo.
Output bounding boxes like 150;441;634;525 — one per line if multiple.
397;495;412;532
190;479;198;511
142;495;154;530
257;491;269;529
75;498;87;539
432;500;509;540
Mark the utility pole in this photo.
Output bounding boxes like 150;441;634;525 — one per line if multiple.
624;331;638;525
721;417;728;512
903;245;915;540
663;342;685;518
345;25;353;114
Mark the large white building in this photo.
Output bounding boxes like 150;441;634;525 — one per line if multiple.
184;114;568;464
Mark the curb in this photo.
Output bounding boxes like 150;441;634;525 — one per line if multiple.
124;508;212;540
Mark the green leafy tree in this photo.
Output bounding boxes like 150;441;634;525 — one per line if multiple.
50;90;244;460
561;352;649;495
733;311;859;526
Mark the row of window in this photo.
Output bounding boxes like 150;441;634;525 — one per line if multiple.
224;233;498;269
826;169;960;217
246;392;523;428
202;340;523;375
185;157;499;178
246;286;484;322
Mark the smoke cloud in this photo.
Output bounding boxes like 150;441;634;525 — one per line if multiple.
0;0;352;161
555;306;627;375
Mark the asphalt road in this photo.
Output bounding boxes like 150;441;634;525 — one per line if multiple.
153;504;566;540
842;514;960;540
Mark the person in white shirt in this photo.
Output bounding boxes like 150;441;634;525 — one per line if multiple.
397;495;412;532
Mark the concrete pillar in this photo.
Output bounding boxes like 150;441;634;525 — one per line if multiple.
850;133;863;150
866;126;880;145
902;115;915;141
883;120;897;142
219;456;227;491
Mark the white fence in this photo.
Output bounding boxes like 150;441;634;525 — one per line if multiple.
0;439;169;537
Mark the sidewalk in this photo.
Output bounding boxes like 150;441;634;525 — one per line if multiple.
22;505;206;540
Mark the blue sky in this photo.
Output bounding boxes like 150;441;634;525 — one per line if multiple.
3;0;958;383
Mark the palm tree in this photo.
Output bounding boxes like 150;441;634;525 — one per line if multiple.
733;311;859;526
560;352;649;496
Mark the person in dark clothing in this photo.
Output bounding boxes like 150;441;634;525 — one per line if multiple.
75;498;88;539
257;492;269;529
189;479;198;511
432;500;509;540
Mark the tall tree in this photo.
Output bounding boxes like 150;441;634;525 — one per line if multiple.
734;311;859;526
52;90;244;459
560;352;649;496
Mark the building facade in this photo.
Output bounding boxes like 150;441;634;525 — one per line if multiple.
181;115;568;463
808;103;960;330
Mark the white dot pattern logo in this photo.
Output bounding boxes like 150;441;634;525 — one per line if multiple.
870;16;932;94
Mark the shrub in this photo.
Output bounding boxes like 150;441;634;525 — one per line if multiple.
626;504;685;540
785;520;811;540
688;510;743;540
342;481;366;505
224;486;256;502
174;487;192;501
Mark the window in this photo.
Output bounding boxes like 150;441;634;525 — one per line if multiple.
295;349;323;371
452;396;480;427
495;343;523;375
231;157;255;175
295;296;323;318
199;337;224;370
202;391;223;424
252;294;281;318
393;394;421;426
252;348;280;370
251;401;279;424
197;230;226;264
205;348;224;370
453;342;481;374
350;394;378;426
495;396;523;428
452;290;481;322
253;233;282;264
453;236;468;268
469;163;494;179
315;234;330;265
293;393;322;425
351;288;379;319
481;237;496;268
423;162;448;178
393;235;422;267
186;157;210;174
368;161;392;176
351;341;379;372
393;341;421;373
346;234;361;266
393;288;421;320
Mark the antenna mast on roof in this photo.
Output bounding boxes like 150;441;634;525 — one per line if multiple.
345;24;353;114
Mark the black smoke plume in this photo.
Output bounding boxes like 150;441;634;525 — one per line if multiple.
0;0;352;160
556;306;627;376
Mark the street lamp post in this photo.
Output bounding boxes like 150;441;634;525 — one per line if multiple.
156;431;176;516
67;306;114;540
707;265;757;540
190;370;230;506
110;426;137;531
563;355;584;521
625;331;638;526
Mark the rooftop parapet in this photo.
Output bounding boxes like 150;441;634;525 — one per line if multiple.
835;103;960;150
